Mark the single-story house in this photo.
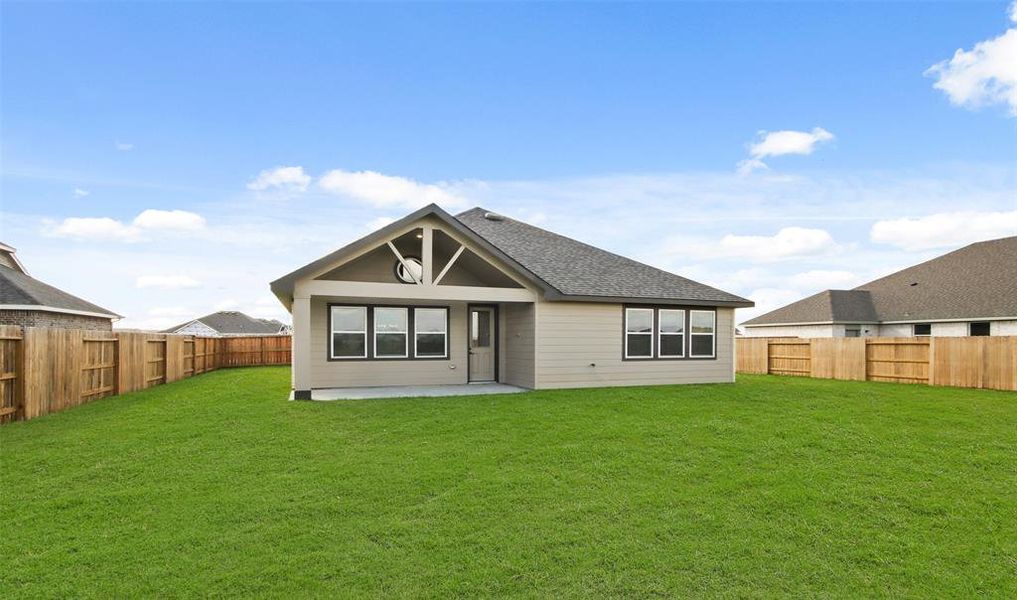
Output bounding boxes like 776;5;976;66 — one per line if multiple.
0;242;120;330
270;204;753;397
742;235;1017;338
164;311;291;337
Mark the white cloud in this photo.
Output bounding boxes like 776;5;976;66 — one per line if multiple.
737;127;835;174
73;188;90;198
133;209;206;231
135;275;201;290
46;209;206;241
702;227;842;262
52;217;139;241
319;169;468;209
115;141;134;151
925;2;1017;116
247;166;311;192
926;30;1017;116
870;210;1017;251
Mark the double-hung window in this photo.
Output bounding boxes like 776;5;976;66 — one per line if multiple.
415;308;448;358
625;308;654;358
331;306;367;359
374;307;408;358
658;309;685;357
689;310;716;358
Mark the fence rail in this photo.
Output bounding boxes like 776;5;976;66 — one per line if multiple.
0;326;291;424
737;336;1016;391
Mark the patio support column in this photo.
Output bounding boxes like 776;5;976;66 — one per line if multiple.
422;226;433;285
292;295;312;399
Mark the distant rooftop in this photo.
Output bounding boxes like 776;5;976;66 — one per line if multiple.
165;311;289;335
743;236;1017;326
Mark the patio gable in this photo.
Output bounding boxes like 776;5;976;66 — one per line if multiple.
274;207;540;305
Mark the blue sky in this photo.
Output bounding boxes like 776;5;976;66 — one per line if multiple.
2;1;1015;329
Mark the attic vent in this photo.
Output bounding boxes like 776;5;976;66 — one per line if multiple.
909;282;918;287
483;212;505;222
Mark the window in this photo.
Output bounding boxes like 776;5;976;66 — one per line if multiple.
374;307;408;358
622;307;717;360
913;323;931;336
471;310;491;347
331;306;367;358
415;308;448;357
658;309;685;357
969;321;990;336
625;308;654;358
845;325;861;338
689;310;715;357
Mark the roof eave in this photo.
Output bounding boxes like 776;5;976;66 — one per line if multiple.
546;291;754;308
0;304;121;320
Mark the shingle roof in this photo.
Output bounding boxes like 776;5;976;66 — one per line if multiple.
741;289;878;326
743;236;1017;326
455;207;752;305
271;204;752;308
165;311;286;335
0;263;120;318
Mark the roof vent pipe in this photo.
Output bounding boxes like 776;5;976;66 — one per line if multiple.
483;212;505;221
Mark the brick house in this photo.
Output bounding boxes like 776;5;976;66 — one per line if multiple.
0;242;120;330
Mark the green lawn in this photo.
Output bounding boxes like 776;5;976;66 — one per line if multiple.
2;368;1015;598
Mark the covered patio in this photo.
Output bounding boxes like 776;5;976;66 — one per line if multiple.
295;382;526;401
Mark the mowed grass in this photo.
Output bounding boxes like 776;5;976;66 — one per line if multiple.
2;368;1015;598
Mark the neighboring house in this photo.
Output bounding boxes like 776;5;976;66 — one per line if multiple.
164;311;291;337
0;242;120;330
270;204;753;398
742;236;1017;338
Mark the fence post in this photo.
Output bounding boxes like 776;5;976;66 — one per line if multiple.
927;337;935;385
15;326;25;421
113;336;121;396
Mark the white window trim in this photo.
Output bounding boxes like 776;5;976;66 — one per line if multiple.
912;323;931;337
624;308;654;359
330;306;367;359
657;309;685;358
373;307;408;358
414;307;448;358
689;310;716;358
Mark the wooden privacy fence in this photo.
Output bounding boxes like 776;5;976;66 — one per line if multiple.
737;336;1017;392
0;326;291;424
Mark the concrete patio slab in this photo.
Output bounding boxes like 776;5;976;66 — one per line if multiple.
292;383;527;401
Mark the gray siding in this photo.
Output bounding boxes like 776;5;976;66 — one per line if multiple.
309;297;469;388
534;301;735;389
501;303;536;388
